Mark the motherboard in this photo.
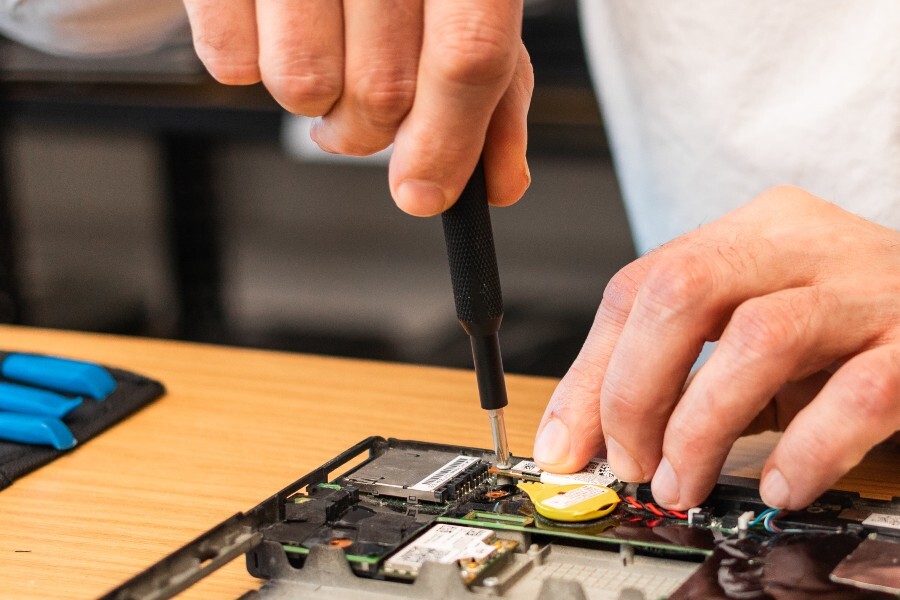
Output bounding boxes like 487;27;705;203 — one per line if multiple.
106;437;900;599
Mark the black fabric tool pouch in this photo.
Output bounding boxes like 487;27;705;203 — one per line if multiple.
0;357;165;490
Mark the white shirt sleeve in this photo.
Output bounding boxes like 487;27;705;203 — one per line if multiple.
578;0;900;254
0;0;190;57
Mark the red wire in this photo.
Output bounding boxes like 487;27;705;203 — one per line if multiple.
623;496;688;520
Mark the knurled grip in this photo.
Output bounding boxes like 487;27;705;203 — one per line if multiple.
441;160;504;327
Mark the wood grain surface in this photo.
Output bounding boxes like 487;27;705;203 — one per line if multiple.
0;326;896;598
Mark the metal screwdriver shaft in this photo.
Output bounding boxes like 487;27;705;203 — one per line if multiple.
488;407;511;468
441;159;511;468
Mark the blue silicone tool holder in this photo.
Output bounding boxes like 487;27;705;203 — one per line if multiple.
0;382;83;418
0;412;76;450
1;354;116;400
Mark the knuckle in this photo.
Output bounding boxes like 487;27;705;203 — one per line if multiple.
601;375;645;424
264;57;342;115
602;267;642;321
193;27;230;56
352;75;416;128
512;46;535;96
674;428;718;469
842;360;899;420
755;184;801;203
752;184;819;211
550;369;603;429
666;413;705;457
433;18;516;85
788;429;833;474
641;255;714;318
711;239;767;276
761;184;804;198
562;359;604;402
726;299;801;361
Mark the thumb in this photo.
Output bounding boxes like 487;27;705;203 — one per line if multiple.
533;364;606;472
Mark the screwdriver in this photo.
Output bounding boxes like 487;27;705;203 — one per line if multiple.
441;158;512;469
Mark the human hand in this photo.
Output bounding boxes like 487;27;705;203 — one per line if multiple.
182;0;533;215
533;186;900;510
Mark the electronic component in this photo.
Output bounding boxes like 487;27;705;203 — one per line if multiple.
687;507;710;527
737;511;754;532
862;512;900;534
830;536;900;594
539;457;618;487
285;483;358;523
383;523;516;583
106;437;900;600
342;446;489;503
500;457;618;489
517;482;620;522
508;459;542;478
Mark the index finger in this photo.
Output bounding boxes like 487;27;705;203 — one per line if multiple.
388;0;522;216
533;251;658;472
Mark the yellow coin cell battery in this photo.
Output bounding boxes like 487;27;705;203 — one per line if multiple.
518;482;620;522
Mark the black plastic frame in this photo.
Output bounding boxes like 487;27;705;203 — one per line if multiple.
103;436;391;600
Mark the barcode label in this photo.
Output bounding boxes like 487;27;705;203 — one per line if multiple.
385;524;496;572
862;513;900;531
541;458;617;487
410;456;479;492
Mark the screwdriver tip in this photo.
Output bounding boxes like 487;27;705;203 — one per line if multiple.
488;408;511;469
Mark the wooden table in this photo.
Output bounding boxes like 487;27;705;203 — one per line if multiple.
1;326;897;599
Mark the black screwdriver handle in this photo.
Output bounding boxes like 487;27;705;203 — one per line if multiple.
441;159;504;336
442;159;508;411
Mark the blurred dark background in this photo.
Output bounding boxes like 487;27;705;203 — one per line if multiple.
0;0;636;378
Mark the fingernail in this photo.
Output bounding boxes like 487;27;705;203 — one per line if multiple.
308;117;322;139
396;180;446;216
605;436;645;482
761;468;790;508
652;457;679;507
308;117;329;147
533;419;571;467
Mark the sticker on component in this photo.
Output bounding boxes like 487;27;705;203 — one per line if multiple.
383;524;517;583
540;457;617;487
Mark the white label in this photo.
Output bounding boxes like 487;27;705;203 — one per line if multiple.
385;524;496;572
410;456;479;492
862;513;900;531
540;458;617;487
510;460;542;475
542;485;608;509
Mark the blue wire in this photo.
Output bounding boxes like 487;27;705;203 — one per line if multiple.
750;507;777;527
748;507;804;534
763;510;781;532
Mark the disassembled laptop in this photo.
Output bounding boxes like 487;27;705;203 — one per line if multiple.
105;437;900;599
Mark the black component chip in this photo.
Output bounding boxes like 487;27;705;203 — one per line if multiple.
340;446;489;503
284;484;358;523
